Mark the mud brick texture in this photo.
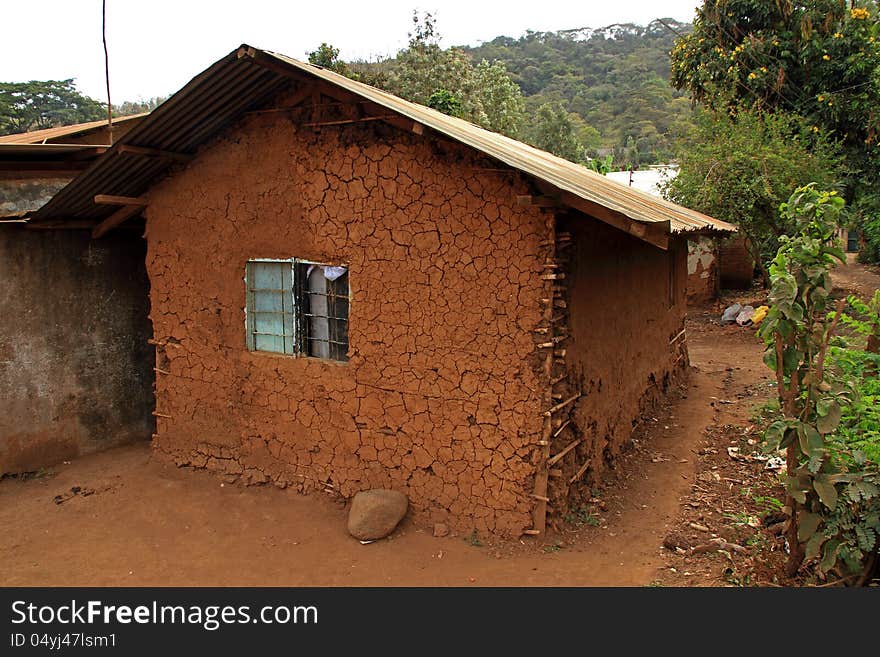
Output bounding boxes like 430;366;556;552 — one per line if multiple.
144;107;688;536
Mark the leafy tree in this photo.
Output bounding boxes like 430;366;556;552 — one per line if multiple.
0;79;105;135
760;185;880;582
385;12;526;137
585;154;614;174
307;43;350;75
525;102;585;162
466;19;695;166
427;89;462;116
670;0;880;261
664;108;844;276
115;97;165;116
473;60;526;138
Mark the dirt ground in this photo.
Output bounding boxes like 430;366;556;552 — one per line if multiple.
834;253;880;301
1;261;877;587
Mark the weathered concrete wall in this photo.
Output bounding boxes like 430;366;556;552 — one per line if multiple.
687;235;718;304
552;216;688;513
0;177;72;216
145;112;549;536
0;226;154;474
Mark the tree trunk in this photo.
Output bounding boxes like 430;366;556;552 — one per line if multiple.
785;443;805;577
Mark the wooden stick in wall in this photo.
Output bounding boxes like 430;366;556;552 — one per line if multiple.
530;211;557;536
543;394;580;417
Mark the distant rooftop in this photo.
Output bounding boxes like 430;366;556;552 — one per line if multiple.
0;113;149;145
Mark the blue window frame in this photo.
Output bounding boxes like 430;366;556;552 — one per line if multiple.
245;259;349;361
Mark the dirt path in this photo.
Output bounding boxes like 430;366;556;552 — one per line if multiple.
1;323;755;587
834;254;880;300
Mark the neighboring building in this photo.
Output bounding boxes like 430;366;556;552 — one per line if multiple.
0;114;154;475
836;227;860;253
608;166;722;304
14;46;734;535
606;165;677;196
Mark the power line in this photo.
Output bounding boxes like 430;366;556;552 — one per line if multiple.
102;0;113;141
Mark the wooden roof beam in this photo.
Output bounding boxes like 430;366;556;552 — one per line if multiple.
92;204;145;239
241;49;429;137
94;194;148;206
534;181;669;250
116;144;194;163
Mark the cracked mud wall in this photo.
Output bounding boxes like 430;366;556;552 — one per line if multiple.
144;112;550;536
0;226;154;474
556;215;689;501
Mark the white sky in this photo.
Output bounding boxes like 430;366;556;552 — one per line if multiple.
1;1;701;102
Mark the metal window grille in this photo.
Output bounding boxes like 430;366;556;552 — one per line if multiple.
245;259;349;362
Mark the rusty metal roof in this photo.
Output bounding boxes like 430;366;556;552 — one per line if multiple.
31;45;734;240
0;143;106;155
0;113;147;144
262;50;733;236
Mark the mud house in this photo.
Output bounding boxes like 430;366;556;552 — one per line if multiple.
16;45;734;536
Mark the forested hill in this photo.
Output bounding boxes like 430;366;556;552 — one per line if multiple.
461;18;694;166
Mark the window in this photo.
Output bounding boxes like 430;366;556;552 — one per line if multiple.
245;259;349;361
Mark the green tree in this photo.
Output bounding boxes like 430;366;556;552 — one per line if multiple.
526;102;585;162
466;19;696;166
387;12;526;136
115;97;165;116
664;108;843;277
670;1;880;261
473;60;526;138
427;89;462;116
307;43;350;75
760;185;880;582
0;79;105;135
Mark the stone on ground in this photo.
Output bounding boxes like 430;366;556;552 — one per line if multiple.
347;489;408;540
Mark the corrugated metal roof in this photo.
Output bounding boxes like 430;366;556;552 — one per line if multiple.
0;113;147;144
32;45;734;239
0;143;106;155
263;50;732;235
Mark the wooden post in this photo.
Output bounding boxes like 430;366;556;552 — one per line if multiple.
530;211;557;535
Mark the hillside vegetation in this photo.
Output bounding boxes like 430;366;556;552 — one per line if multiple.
461;19;694;167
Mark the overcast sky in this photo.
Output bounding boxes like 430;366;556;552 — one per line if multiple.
2;1;701;102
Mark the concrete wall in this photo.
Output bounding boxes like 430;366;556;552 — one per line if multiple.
687;235;718;304
0;226;154;474
145;111;549;536
0;177;72;216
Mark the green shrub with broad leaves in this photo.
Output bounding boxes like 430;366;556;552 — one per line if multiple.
759;184;880;582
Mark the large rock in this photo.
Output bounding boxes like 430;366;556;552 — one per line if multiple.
347;489;409;540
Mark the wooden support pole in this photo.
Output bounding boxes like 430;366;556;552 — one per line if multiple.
116;144;193;163
552;419;572;437
547;437;582;467
94;194;148;206
300;114;398;127
531;211;557;535
570;458;592;484
91;204;144;238
543;394;580;417
669;328;687;345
